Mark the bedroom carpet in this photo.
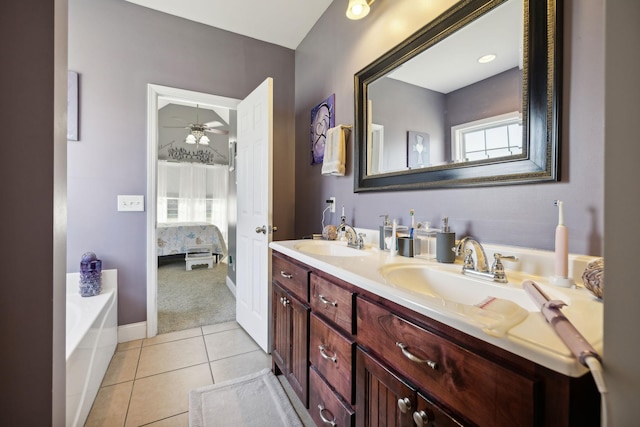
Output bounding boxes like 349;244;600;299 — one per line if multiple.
157;260;235;334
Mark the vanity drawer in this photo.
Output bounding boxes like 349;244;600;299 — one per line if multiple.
309;366;355;427
310;313;355;404
272;254;310;302
310;274;356;334
357;296;537;427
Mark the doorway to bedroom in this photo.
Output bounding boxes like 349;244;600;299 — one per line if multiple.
155;160;234;334
147;85;241;337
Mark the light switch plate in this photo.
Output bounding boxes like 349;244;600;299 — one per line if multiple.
117;195;144;212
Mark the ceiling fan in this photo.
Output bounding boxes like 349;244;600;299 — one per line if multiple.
163;104;229;145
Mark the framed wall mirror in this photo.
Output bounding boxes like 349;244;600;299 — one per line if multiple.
354;0;562;192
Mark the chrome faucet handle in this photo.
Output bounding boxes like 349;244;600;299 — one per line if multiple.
463;248;475;270
357;233;366;249
492;253;518;270
492;253;518;283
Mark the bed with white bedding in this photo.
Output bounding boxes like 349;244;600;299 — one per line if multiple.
156;222;227;260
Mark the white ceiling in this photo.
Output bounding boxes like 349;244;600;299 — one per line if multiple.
126;0;523;94
124;0;335;49
387;0;523;94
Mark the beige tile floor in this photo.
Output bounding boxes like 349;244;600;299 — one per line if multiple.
85;321;315;426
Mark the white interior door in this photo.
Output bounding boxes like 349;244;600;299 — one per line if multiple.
236;78;274;353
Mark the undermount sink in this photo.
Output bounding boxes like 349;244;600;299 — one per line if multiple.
378;263;540;312
294;240;373;257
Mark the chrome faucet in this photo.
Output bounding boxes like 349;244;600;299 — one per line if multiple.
453;236;517;283
337;223;366;250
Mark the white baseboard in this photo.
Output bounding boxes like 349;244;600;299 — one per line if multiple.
118;321;147;343
226;276;236;297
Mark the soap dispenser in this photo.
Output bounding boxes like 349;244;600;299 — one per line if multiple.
436;217;456;263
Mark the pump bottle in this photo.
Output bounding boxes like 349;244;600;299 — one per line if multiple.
436;217;455;263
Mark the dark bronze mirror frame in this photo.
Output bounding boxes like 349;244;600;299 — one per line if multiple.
354;0;562;192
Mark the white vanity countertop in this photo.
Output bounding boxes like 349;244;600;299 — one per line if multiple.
270;239;603;377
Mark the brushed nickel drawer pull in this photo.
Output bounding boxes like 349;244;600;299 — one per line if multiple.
318;404;337;426
396;342;438;370
318;344;338;363
318;294;338;307
280;271;293;279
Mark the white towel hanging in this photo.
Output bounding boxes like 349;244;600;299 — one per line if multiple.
321;126;348;176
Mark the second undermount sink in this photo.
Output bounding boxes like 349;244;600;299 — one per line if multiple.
378;263;540;312
294;240;373;257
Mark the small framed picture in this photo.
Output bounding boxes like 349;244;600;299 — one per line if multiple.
407;131;430;168
310;94;335;165
67;71;79;141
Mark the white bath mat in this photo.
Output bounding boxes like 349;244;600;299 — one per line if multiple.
189;368;303;427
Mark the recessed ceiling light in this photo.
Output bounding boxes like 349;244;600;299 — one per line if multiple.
478;54;497;64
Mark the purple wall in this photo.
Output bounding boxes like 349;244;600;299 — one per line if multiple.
3;1;639;424
0;1;67;425
294;0;604;257
368;78;445;170
68;0;295;325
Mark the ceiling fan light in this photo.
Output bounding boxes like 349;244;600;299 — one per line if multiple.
185;134;197;144
346;0;372;20
199;134;210;145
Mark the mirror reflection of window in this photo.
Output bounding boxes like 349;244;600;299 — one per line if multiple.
451;112;522;163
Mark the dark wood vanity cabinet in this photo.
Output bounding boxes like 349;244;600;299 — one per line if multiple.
271;251;599;426
271;254;310;407
357;296;534;427
356;348;462;427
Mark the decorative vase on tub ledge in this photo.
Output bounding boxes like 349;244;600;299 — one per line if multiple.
79;252;102;297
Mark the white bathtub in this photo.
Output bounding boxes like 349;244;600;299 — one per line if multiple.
66;269;118;427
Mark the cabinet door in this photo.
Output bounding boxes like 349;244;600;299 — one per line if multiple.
272;283;291;376
356;348;415;427
414;393;463;427
287;291;310;408
273;282;310;407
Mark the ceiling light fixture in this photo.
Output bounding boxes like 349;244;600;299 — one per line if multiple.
477;54;497;64
346;0;375;20
164;104;229;145
185;126;209;145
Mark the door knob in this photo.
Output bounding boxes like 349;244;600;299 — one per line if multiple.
256;225;278;234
